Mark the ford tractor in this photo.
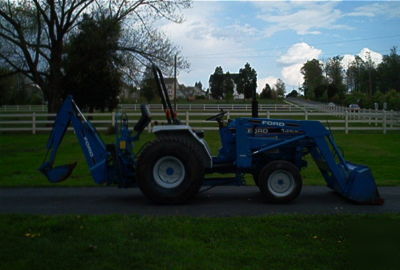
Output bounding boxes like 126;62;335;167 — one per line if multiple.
39;65;383;205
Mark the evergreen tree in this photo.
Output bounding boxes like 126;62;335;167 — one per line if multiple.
237;63;257;99
223;72;234;100
209;66;224;99
194;81;203;90
260;83;273;99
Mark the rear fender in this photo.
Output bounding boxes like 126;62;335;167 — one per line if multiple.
152;125;213;168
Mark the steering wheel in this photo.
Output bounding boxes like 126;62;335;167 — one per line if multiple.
206;110;227;121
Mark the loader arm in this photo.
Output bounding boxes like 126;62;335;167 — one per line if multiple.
225;118;382;204
39;96;109;184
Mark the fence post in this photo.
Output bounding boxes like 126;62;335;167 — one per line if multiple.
203;104;205;111
185;111;189;125
375;108;378;126
368;108;371;125
304;109;308;120
345;111;349;134
266;111;270;119
147;121;152;132
383;110;387;134
227;111;230;120
32;112;36;134
390;110;394;128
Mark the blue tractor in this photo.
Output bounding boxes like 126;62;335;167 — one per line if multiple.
39;65;383;205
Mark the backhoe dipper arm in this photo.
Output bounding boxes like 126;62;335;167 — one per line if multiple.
39;96;109;184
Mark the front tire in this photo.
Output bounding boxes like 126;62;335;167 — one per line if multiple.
257;160;302;203
137;136;204;204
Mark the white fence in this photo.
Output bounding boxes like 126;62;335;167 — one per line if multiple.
1;110;399;134
0;103;303;112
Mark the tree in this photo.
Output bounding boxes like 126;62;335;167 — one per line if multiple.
301;59;325;99
237;63;257;99
377;47;400;93
260;83;273;99
346;55;378;96
140;66;156;102
286;90;299;98
222;72;234;100
325;56;346;98
275;79;285;98
209;66;224;99
0;0;190;112
63;15;122;112
0;67;42;105
346;56;364;93
0;68;15;105
194;81;203;90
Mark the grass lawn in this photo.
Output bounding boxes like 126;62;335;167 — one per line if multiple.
0;131;399;187
0;214;399;270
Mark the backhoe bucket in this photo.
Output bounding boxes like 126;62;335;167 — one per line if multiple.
342;162;383;205
39;162;77;183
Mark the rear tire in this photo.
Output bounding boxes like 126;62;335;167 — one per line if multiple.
137;136;204;204
258;160;302;203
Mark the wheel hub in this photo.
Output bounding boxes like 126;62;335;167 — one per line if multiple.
153;156;185;188
268;170;295;197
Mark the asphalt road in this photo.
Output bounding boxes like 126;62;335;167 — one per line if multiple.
1;186;399;216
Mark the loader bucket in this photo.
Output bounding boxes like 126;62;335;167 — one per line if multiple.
342;162;383;205
39;162;77;183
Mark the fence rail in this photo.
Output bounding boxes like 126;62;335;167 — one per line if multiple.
1;110;399;134
0;103;306;112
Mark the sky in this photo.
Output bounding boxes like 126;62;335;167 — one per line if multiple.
159;0;400;93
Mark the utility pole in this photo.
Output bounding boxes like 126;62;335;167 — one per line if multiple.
174;54;177;111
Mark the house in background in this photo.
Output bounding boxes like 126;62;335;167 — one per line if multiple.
164;77;206;100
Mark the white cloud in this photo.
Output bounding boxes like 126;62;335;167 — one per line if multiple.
278;42;322;65
341;54;356;69
255;1;351;37
342;48;383;69
160;2;254;86
347;2;400;19
278;42;322;87
281;64;304;88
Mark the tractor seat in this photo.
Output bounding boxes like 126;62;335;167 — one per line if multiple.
193;129;204;139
